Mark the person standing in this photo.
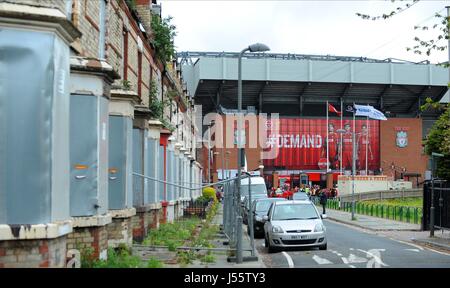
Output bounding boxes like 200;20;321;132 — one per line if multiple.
319;190;328;215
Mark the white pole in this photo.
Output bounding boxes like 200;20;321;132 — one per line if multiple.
366;116;369;175
340;99;343;175
352;102;356;220
326;101;329;172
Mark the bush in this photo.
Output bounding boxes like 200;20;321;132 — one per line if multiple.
80;244;164;268
143;217;199;249
195;195;212;205
202;187;216;200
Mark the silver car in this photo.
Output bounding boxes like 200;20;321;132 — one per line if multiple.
263;200;327;252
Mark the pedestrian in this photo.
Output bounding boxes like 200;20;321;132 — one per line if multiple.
319;190;328;215
216;189;222;202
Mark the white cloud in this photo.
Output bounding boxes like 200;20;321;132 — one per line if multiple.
160;0;448;63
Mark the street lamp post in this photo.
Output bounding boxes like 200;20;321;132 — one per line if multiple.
236;43;270;264
207;121;214;184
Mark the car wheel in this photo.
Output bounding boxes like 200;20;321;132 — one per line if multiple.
319;243;327;250
266;235;276;253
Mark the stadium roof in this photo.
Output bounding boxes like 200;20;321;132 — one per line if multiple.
179;51;449;119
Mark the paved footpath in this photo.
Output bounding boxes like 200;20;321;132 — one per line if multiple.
324;208;450;253
189;202;266;268
324;208;420;231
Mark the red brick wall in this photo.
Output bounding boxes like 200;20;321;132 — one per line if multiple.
67;226;108;260
380;118;428;185
0;237;67;268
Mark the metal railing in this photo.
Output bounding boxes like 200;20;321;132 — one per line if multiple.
133;172;251;262
313;198;423;225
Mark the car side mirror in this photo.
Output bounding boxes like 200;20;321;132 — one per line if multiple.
262;215;269;222
321;214;327;219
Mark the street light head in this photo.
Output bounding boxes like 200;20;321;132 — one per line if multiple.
248;43;270;53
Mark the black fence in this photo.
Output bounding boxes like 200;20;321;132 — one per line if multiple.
422;180;450;230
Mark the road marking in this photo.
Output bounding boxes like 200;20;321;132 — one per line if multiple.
389;238;424;250
404;248;421;253
358;249;389;268
422;247;450;256
329;249;343;256
312;255;333;265
390;238;450;256
282;251;294;268
341;254;367;264
348;254;368;263
349;265;356;268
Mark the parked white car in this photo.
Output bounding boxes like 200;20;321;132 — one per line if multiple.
263;200;327;253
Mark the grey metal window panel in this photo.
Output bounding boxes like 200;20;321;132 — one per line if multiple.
165;149;169;201
98;96;109;214
126;119;133;208
147;138;158;204
0;28;70;224
66;0;73;19
167;149;174;201
133;128;144;206
175;155;180;200
159;146;165;201
70;95;101;217
99;0;106;59
108;116;133;210
143;129;149;205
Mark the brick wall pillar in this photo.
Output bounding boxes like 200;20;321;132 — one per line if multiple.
107;208;136;248
67;215;112;261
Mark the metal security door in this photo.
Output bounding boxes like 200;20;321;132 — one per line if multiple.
70;95;98;216
109;116;127;209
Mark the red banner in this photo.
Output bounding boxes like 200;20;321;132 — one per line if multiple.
263;118;380;172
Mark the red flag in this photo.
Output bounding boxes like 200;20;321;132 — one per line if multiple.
328;103;341;116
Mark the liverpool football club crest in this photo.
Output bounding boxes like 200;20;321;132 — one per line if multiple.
396;130;408;148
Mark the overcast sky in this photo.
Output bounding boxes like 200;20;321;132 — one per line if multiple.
159;0;449;64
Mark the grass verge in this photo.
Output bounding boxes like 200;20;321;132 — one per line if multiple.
361;197;422;208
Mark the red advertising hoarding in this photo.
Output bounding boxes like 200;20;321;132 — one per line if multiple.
263;118;380;172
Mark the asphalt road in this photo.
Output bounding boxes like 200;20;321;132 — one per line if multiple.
256;220;450;268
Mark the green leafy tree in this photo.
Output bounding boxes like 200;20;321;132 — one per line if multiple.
148;81;176;132
356;0;449;61
357;1;450;179
422;103;450;180
151;14;177;63
125;0;136;11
